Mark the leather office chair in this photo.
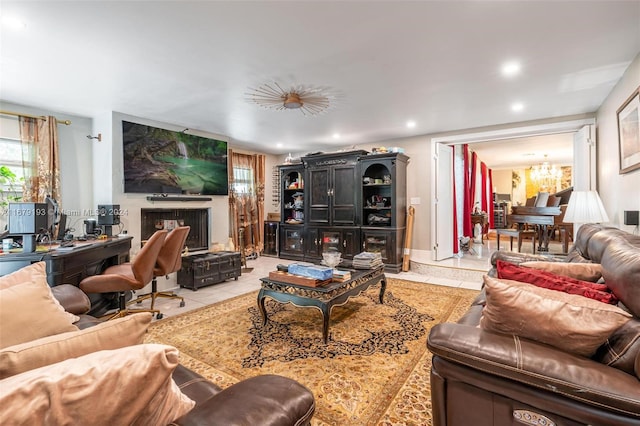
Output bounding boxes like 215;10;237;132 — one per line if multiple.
129;226;190;318
79;230;168;320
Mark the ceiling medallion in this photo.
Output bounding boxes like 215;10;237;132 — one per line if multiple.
246;82;333;116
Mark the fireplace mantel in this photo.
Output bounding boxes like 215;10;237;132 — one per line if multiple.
146;196;213;202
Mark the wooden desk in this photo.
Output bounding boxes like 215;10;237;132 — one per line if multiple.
0;236;132;315
0;236;132;286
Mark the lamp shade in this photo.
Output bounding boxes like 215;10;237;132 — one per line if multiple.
563;191;609;224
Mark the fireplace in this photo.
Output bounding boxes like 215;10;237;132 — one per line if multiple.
141;208;208;251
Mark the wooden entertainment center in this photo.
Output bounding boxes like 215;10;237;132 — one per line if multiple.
278;150;409;272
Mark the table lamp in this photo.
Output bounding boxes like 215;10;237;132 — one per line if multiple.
563;190;609;224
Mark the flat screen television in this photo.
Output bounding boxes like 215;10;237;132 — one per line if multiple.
122;121;228;195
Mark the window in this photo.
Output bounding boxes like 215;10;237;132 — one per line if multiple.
232;166;254;195
0;117;24;203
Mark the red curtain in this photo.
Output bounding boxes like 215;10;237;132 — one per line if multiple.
481;162;488;212
452;146;459;254
462;145;472;237
470;152;478;213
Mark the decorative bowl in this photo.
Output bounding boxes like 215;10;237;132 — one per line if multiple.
322;251;342;268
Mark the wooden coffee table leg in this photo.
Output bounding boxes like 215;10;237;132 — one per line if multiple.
379;277;387;303
257;289;268;326
322;303;331;344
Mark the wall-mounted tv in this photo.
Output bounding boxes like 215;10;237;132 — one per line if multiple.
122;120;228;195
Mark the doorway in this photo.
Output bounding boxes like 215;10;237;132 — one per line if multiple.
431;117;596;261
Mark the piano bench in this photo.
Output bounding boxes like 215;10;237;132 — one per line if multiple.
496;228;536;254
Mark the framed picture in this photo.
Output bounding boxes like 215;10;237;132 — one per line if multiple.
617;86;640;174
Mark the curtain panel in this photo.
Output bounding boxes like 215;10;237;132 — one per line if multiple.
19;116;61;204
228;150;265;257
452;146;459;253
462;145;472;237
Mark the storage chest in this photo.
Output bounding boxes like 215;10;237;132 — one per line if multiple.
177;251;241;290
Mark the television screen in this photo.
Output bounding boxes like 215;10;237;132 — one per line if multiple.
122;121;228;195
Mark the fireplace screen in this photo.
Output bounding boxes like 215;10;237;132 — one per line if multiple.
141;208;208;251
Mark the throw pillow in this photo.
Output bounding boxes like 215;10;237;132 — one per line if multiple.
0;280;79;349
480;276;632;357
520;261;603;282
497;260;617;304
0;312;152;379
0;262;78;324
0;344;195;425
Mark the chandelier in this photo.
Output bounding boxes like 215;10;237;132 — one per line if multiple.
245;82;334;116
530;156;562;191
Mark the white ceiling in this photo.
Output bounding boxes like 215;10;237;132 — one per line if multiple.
469;132;575;170
1;1;639;162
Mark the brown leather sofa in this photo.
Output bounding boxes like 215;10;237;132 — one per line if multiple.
427;224;640;426
52;284;315;426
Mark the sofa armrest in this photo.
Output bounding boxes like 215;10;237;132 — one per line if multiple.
427;323;640;417
490;250;566;268
50;284;91;315
173;374;315;426
172;364;222;405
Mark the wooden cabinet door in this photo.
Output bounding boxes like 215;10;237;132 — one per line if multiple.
279;225;305;260
332;165;358;225
307;168;330;224
305;227;322;259
308;165;358;226
362;229;395;263
341;228;361;260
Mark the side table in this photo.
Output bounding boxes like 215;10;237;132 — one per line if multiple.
471;214;489;243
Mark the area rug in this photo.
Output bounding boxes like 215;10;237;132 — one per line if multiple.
145;278;479;425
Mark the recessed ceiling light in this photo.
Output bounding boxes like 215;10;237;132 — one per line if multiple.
333;133;340;139
406;120;416;128
1;15;27;30
511;102;524;112
276;142;283;148
501;61;521;77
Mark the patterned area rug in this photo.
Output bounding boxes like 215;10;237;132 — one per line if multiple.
145;278;479;425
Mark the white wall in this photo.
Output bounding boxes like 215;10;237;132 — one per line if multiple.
595;53;640;233
492;169;512;197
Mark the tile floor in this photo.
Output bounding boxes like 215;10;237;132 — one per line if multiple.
145;233;566;320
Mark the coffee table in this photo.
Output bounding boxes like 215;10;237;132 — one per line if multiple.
258;266;386;343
